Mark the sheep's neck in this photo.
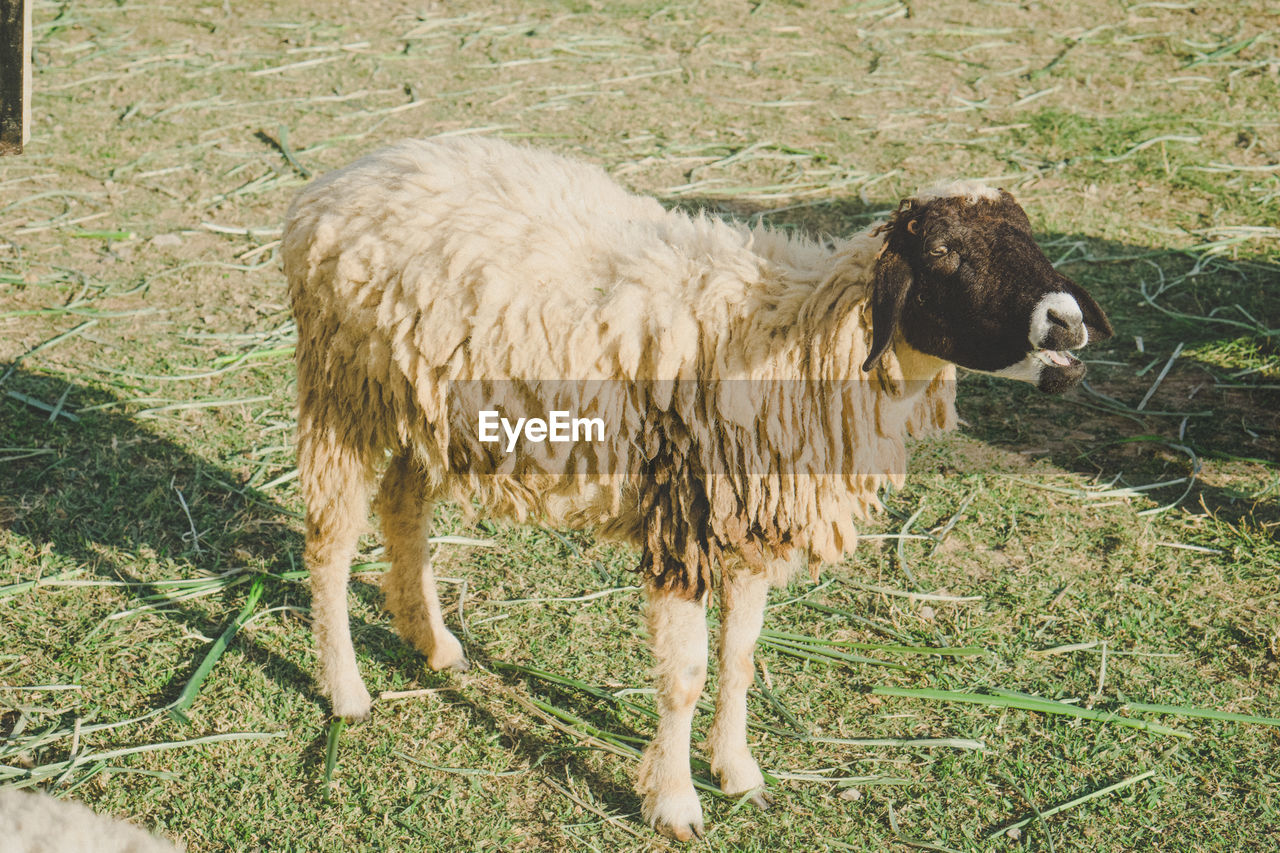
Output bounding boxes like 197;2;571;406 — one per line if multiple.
886;338;951;387
797;232;949;391
699;225;954;438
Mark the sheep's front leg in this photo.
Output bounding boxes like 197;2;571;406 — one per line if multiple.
637;585;708;841
707;567;771;807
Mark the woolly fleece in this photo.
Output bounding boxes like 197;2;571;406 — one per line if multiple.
0;788;180;853
284;136;956;598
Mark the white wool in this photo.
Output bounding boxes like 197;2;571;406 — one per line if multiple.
284;136;958;587
0;788;181;853
912;179;1002;205
286;138;958;583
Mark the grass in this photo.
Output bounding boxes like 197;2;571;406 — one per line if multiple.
1;0;1278;850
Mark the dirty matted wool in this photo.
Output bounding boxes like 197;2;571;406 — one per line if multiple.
284;137;956;599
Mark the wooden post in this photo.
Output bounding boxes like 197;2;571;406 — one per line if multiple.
1;0;32;155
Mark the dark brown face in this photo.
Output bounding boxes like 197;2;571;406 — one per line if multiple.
862;187;1113;393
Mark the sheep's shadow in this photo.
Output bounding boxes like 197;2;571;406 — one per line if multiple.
1;366;323;712
0;367;631;812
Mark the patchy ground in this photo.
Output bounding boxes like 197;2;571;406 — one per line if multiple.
1;1;1278;851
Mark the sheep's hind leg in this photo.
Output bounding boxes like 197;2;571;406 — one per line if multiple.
707;566;771;808
376;453;468;672
301;435;376;721
637;585;708;841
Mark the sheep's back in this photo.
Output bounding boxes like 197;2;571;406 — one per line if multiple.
283;136;765;383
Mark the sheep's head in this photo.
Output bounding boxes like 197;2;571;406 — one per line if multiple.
862;183;1113;393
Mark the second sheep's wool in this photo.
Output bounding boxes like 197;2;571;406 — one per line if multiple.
0;788;181;853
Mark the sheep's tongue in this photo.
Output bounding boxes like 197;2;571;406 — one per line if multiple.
1046;350;1073;367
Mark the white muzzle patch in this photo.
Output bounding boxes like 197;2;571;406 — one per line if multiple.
991;353;1046;383
1030;291;1087;350
987;292;1088;386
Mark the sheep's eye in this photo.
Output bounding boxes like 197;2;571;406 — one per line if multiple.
929;245;949;257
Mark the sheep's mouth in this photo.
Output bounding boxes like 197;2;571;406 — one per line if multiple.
1035;349;1087;394
1035;349;1080;368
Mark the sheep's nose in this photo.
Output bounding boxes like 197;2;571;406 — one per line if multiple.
1031;292;1087;349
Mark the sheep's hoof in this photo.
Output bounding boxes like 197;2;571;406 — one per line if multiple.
719;781;771;810
333;701;371;723
712;757;768;808
427;650;470;672
330;684;373;722
645;787;705;843
427;631;469;672
654;817;705;843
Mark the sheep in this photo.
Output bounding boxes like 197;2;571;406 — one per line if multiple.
282;136;1113;840
0;787;181;853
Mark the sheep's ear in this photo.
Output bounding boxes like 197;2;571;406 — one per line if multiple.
1064;278;1114;343
862;209;915;372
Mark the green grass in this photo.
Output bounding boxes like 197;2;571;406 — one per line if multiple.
2;0;1279;850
